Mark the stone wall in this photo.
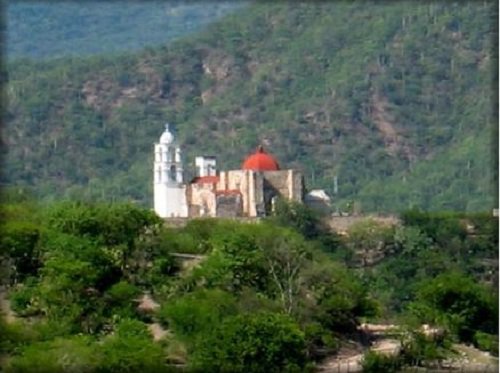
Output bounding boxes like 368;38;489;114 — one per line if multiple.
221;170;265;217
187;183;217;217
216;193;243;217
289;170;304;202
262;171;290;198
325;215;400;235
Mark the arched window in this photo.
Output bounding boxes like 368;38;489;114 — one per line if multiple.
169;165;177;182
168;147;175;162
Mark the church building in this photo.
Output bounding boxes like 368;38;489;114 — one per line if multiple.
153;124;304;218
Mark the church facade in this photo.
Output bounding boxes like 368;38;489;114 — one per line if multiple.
153;124;304;218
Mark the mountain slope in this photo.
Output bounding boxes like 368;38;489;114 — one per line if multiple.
7;1;243;59
3;2;497;212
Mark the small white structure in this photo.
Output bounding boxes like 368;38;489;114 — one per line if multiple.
305;189;332;213
195;156;217;177
153;124;188;218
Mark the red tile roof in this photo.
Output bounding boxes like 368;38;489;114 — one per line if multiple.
192;176;220;184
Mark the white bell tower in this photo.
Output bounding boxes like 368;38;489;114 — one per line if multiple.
154;123;188;218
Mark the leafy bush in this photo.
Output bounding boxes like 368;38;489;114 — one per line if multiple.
400;210;467;247
408;271;498;343
361;351;401;373
4;336;99;373
303;322;340;358
104;280;141;319
300;261;378;334
8;279;40;316
192;312;306;373
0;221;41;283
193;229;271;292
145;256;179;288
474;331;499;356
398;326;451;367
271;199;323;239
0;319;37;354
45;202;160;248
98;319;170;373
106;281;140;306
157;288;237;341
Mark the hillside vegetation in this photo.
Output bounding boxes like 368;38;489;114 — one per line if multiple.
1;200;498;371
7;1;243;59
3;2;497;212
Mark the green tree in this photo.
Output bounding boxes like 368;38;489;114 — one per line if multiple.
193;228;271;292
97;319;171;373
158;288;237;343
272;199;323;239
4;335;99;373
408;271;498;342
264;234;308;314
0;221;41;284
346;219;394;267
300;261;378;334
192;312;306;373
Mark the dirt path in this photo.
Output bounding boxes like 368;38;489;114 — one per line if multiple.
317;337;499;373
317;339;401;372
136;292;170;342
443;344;499;371
148;322;169;341
0;286;18;324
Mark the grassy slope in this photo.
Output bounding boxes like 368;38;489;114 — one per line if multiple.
3;2;497;212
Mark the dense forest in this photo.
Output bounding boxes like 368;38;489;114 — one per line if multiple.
0;198;498;372
3;2;498;212
7;1;243;59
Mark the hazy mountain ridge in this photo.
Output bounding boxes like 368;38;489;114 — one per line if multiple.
3;2;497;212
7;1;244;59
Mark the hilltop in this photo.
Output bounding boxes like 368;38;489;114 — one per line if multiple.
3;2;497;212
6;2;243;59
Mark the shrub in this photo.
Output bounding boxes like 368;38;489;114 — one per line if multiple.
106;281;140;305
97;319;170;373
303;322;340;359
8;280;40;316
4;336;98;373
192;311;306;373
157;288;237;341
361;351;401;373
105;281;141;319
0;319;37;354
399;329;449;366
408;271;498;343
474;331;499;356
0;221;41;282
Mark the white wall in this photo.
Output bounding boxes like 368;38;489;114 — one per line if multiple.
154;183;188;218
195;156;217;177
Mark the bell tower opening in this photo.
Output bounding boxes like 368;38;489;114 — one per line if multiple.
169;165;177;182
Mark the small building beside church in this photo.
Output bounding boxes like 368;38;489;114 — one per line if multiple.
153;124;304;218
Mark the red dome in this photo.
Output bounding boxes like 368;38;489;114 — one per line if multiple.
242;146;280;171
